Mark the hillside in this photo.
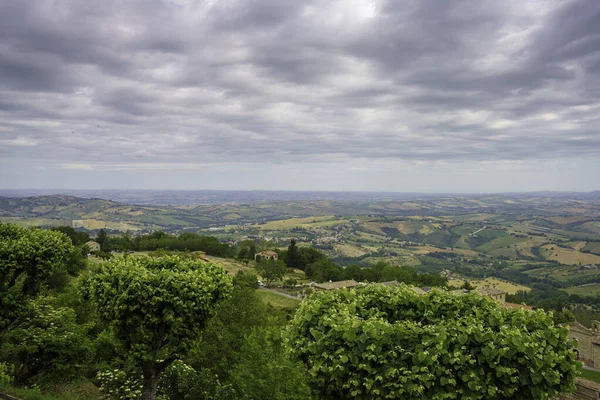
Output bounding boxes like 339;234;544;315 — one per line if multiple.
2;192;600;296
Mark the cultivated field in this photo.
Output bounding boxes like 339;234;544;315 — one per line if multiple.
253;215;346;230
540;244;600;265
564;283;600;297
334;243;370;257
449;277;530;294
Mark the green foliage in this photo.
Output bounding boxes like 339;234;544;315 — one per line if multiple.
299;247;328;269
0;298;92;386
82;256;232;362
81;255;232;400
129;232;235;257
0;362;14;386
158;361;236;400
0;385;90;400
95;229;113;252
507;284;570;312
232;270;259;289
286;239;301;270
231;325;312;400
553;309;576;325
94;250;113;261
255;258;287;286
0;224;73;331
461;280;476;290
236;240;257;261
187;286;270;381
305;259;344;282
465;230;508;249
344;262;448;287
97;368;142;400
288;285;579;399
50;226;90;246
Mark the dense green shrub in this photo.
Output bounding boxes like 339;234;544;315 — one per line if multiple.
288;284;579;399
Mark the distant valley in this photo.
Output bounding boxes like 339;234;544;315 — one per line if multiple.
2;191;600;299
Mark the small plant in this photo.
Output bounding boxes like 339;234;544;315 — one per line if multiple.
0;362;14;386
97;369;142;400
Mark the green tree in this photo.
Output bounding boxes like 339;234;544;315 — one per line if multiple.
50;226;90;246
305;259;344;283
288;284;579;399
461;280;476;290
81;256;232;400
0;297;92;386
255;259;287;286
233;270;259;289
298;247;327;270
96;229;108;248
231;325;312;400
0;224;73;331
188;285;269;382
236;240;257;261
286;239;301;270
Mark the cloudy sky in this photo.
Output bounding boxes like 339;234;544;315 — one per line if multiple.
1;0;599;192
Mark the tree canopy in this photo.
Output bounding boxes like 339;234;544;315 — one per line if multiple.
286;239;301;270
255;258;287;286
287;284;579;400
81;255;233;400
0;224;73;331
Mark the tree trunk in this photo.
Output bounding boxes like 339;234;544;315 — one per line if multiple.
142;362;159;400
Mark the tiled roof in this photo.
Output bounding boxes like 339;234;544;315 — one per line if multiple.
313;280;359;290
258;250;278;256
476;287;506;296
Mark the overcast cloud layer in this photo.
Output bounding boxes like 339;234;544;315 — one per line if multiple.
1;0;599;192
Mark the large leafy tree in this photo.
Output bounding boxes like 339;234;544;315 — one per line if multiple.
231;325;312;400
1;297;92;385
287;285;579;400
286;239;301;270
255;258;287;286
0;224;73;331
82;256;232;400
50;226;90;246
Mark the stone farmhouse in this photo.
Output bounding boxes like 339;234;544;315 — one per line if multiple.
85;240;101;252
476;287;506;303
255;250;279;261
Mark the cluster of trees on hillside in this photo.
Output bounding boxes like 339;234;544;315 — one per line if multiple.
108;231;235;257
0;223;583;399
276;240;447;286
0;223;311;400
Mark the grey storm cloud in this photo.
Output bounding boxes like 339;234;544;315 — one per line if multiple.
1;0;600;169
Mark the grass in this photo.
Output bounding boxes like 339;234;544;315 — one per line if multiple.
0;383;101;400
527;264;600;282
253;216;343;230
409;245;479;257
72;218;141;231
564;283;600;297
256;289;301;309
581;369;600;384
334;243;370;257
582;242;600;255
206;256;253;276
0;217;71;227
540;244;600;265
477;235;528;253
448;277;530;294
